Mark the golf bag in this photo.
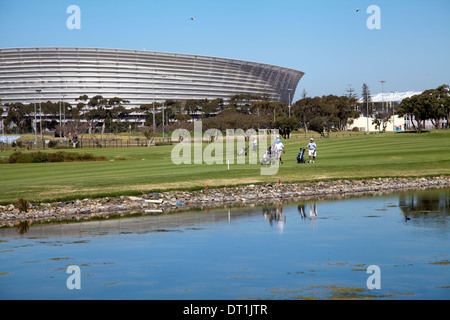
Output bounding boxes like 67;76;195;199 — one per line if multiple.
261;145;277;165
237;146;249;156
297;148;306;163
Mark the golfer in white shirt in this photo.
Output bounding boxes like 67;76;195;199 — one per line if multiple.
275;140;284;164
306;138;317;163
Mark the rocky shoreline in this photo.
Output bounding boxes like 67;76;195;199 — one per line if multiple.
1;176;450;228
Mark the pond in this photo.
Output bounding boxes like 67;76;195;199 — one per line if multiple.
0;188;449;300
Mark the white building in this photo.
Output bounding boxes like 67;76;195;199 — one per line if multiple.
351;91;423;132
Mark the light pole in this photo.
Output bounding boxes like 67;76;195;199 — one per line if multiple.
160;75;167;142
62;94;66;140
38;90;42;143
35;89;42;147
152;75;156;140
379;80;386;113
34;90;37;148
59;92;62;144
391;91;397;132
366;91;370;134
288;88;292;117
162;103;165;143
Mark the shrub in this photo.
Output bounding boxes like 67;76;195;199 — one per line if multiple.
8;151;47;163
47;151;65;162
4;151;105;163
16;198;29;212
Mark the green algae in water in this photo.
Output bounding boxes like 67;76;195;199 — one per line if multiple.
262;285;409;300
429;259;450;265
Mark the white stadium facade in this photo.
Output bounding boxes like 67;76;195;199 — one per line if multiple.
0;47;304;108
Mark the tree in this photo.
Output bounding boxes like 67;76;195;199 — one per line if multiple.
361;83;374;117
293;97;316;133
75;95;88;113
301;89;307;99
422;84;450;129
307;115;327;136
296;96;337;137
274;116;298;139
202;98;224;117
333;95;360;131
372;111;391;132
397;85;449;132
228;94;261;113
397;94;431;133
291;94;359;137
315;95;339;137
345;85;358;111
58;119;90;147
4;102;32;133
422;89;445;129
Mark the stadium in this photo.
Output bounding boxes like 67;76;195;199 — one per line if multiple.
0;47;304;108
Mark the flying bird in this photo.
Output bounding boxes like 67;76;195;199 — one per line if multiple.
356;9;360;12
189;17;196;20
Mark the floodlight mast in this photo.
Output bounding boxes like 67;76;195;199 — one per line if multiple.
366;90;369;134
288;88;292;117
35;89;42;148
379;80;386;112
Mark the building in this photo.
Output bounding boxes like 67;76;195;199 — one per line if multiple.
357;91;423;104
0;47;304;109
351;91;424;132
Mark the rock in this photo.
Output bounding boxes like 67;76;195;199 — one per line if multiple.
1;176;450;227
128;196;143;201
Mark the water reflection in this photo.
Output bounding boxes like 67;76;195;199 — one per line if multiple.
4;189;449;237
399;189;450;230
1;188;449;300
14;221;30;235
263;203;286;233
297;203;318;231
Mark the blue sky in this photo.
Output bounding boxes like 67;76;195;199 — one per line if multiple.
1;0;449;101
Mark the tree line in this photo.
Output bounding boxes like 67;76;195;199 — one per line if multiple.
396;84;450;133
1;84;448;137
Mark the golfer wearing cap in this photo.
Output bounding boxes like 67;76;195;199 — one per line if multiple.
306;138;317;163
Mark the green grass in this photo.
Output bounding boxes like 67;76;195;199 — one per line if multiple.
1;130;450;204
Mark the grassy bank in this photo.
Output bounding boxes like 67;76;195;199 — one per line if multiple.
1;130;450;204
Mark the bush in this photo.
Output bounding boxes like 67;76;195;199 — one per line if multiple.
48;140;58;148
8;151;46;163
16;198;29;212
47;151;66;162
4;151;105;163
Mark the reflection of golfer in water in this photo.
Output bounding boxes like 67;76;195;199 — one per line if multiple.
298;203;318;230
298;203;317;219
298;204;307;219
263;204;286;234
309;203;317;219
276;203;285;234
309;203;317;231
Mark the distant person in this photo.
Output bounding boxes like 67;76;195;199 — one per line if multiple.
274;135;281;144
252;136;257;154
275;139;284;164
307;138;317;163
